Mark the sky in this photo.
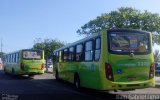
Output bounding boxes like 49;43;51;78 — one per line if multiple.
1;0;160;53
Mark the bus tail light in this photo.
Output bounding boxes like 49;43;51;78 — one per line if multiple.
149;63;154;79
41;63;44;70
105;63;114;81
20;63;24;70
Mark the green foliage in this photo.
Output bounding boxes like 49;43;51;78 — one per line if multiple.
33;38;65;59
152;34;160;45
77;7;160;44
154;49;160;62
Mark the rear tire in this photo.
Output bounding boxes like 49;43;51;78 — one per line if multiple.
12;68;17;76
55;70;59;80
74;74;81;90
28;75;34;78
12;68;15;75
4;67;8;74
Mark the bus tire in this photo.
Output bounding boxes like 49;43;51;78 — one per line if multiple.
28;75;34;78
74;74;81;90
55;70;59;80
12;68;15;76
4;67;8;74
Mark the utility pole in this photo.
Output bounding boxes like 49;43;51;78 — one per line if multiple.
0;39;2;69
1;38;2;53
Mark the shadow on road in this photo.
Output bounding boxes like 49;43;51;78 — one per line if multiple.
48;79;128;100
0;70;33;80
0;69;127;100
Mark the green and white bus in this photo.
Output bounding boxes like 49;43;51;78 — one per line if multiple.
4;49;45;77
53;29;155;90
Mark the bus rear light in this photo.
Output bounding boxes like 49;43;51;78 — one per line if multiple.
149;63;154;79
105;63;114;81
20;63;24;70
41;63;44;70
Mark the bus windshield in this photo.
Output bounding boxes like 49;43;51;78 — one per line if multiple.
22;50;42;60
108;31;150;54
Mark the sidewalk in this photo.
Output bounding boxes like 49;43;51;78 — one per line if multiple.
44;67;53;73
155;76;160;87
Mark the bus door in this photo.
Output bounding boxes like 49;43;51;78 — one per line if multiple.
58;50;65;79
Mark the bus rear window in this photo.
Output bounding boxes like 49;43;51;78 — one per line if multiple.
22;50;42;60
108;31;151;55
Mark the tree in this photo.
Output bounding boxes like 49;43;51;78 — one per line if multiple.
154;49;160;62
33;38;65;71
33;38;64;59
77;7;160;44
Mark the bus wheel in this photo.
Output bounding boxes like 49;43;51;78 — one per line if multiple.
28;75;34;78
55;70;59;80
74;74;80;90
4;67;8;74
12;68;15;76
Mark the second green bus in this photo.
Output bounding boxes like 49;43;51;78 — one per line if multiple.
4;49;45;77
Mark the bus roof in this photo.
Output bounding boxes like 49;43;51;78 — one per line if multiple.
5;49;43;55
108;28;150;34
54;32;100;52
53;28;151;53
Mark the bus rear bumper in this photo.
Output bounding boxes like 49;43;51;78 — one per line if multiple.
102;78;155;90
20;70;44;75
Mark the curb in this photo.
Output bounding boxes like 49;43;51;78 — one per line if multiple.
155;76;160;88
155;82;160;88
44;71;53;74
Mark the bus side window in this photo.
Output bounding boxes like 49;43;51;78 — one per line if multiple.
53;52;56;62
13;53;15;63
8;55;10;63
95;38;101;61
63;49;68;62
16;53;18;63
17;53;20;63
11;54;13;63
13;54;15;63
53;52;59;63
8;54;11;63
85;40;93;61
4;55;7;63
12;54;14;63
56;51;59;62
15;53;17;63
10;54;12;63
76;44;83;61
69;47;75;61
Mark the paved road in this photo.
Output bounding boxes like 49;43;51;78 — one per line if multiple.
0;70;160;100
0;70;118;100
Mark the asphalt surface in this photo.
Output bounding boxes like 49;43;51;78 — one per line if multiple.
0;69;160;100
0;70;119;100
